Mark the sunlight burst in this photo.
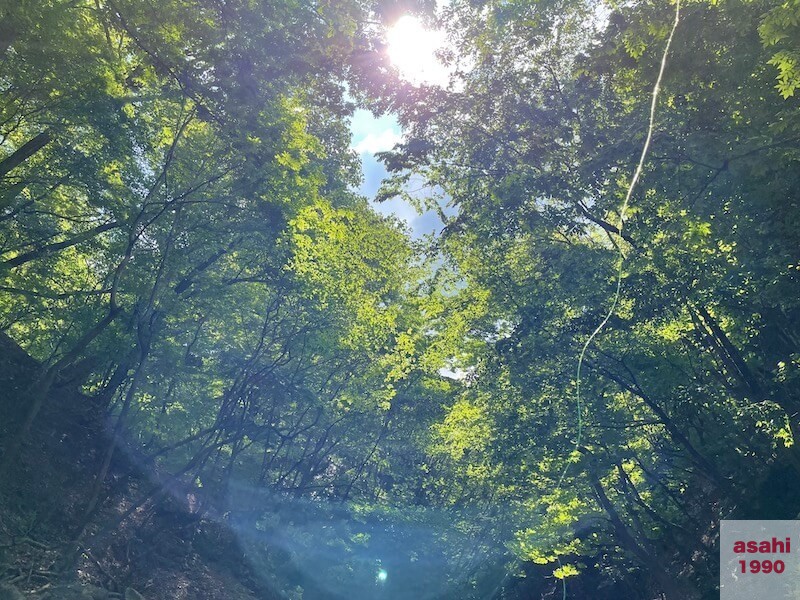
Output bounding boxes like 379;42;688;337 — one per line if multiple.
386;15;449;86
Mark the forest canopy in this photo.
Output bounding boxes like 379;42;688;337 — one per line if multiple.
0;0;799;598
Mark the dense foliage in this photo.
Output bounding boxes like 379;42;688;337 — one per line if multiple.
1;0;799;598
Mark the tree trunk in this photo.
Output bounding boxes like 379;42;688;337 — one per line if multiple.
0;132;52;180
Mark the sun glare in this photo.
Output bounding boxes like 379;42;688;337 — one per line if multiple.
386;15;448;86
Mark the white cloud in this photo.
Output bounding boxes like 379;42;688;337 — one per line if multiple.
352;128;403;155
350;109;398;140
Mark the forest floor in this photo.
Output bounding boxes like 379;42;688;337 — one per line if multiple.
0;333;271;600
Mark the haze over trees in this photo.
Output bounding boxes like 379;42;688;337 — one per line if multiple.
0;0;798;598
